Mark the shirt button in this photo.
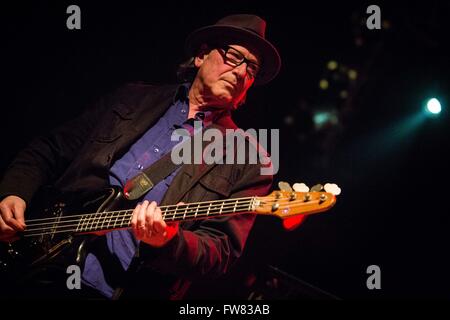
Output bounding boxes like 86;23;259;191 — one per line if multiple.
153;147;160;153
181;109;187;114
137;164;144;170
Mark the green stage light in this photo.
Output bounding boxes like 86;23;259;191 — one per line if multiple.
426;98;442;115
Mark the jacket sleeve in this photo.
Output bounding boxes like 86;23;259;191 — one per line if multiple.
139;160;273;279
0;95;111;205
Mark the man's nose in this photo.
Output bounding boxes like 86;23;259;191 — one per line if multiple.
232;62;248;79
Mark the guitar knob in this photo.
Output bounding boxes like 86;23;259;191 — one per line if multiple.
324;183;341;195
310;184;323;192
278;181;293;192
293;183;309;192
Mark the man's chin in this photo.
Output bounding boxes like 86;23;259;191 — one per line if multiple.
221;80;237;92
211;86;233;103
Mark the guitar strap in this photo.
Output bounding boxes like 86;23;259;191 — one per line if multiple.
122;146;182;201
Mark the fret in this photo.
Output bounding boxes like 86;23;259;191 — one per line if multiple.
87;214;95;232
113;211;121;228
97;211;107;230
172;205;178;221
219;201;225;215
127;211;133;227
108;211;115;229
100;213;106;231
233;199;239;213
100;211;107;231
121;210;128;228
183;204;188;220
206;202;212;216
75;215;82;232
195;204;200;218
80;215;87;232
163;207;168;221
94;212;103;231
106;212;114;230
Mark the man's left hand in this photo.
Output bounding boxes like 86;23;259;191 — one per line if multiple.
131;200;179;247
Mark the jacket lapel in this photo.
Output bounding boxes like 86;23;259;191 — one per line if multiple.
161;116;238;205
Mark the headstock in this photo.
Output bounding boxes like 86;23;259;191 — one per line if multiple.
253;182;341;219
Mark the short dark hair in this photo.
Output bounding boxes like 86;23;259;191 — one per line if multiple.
176;57;197;83
176;43;212;83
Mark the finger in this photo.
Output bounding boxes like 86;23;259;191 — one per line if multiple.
145;201;157;233
131;203;142;235
13;202;26;228
152;207;166;234
0;215;16;239
0;203;24;231
137;200;150;238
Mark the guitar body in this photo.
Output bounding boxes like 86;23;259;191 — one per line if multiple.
0;187;125;296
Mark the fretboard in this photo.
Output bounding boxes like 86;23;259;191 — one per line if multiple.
24;197;256;237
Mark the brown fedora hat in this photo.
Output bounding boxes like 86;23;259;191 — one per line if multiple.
185;14;281;85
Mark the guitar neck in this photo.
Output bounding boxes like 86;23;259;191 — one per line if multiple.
24;197;256;236
23;184;339;238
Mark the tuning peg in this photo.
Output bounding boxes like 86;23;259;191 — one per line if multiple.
310;184;323;192
324;183;341;195
278;181;293;192
292;183;309;192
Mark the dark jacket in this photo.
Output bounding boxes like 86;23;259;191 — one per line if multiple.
0;83;273;299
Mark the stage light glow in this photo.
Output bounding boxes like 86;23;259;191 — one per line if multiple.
319;79;329;90
348;69;358;80
339;90;348;99
327;60;338;71
313;110;339;130
426;98;441;115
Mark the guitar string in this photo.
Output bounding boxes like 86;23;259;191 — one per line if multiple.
25;196;256;223
22;204;256;237
24;204;253;232
24;194;326;228
23;210;313;238
22;199;325;237
24;200;254;229
23;197;326;232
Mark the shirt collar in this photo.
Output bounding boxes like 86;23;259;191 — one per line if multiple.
173;82;232;128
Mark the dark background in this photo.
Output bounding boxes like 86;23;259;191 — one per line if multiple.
2;1;449;299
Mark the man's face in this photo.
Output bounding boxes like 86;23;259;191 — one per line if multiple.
194;43;261;109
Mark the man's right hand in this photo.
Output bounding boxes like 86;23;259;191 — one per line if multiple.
0;195;26;241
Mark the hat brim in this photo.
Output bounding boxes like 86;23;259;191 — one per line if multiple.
185;25;281;85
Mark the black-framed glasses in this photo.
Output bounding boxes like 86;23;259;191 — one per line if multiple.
216;45;261;80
